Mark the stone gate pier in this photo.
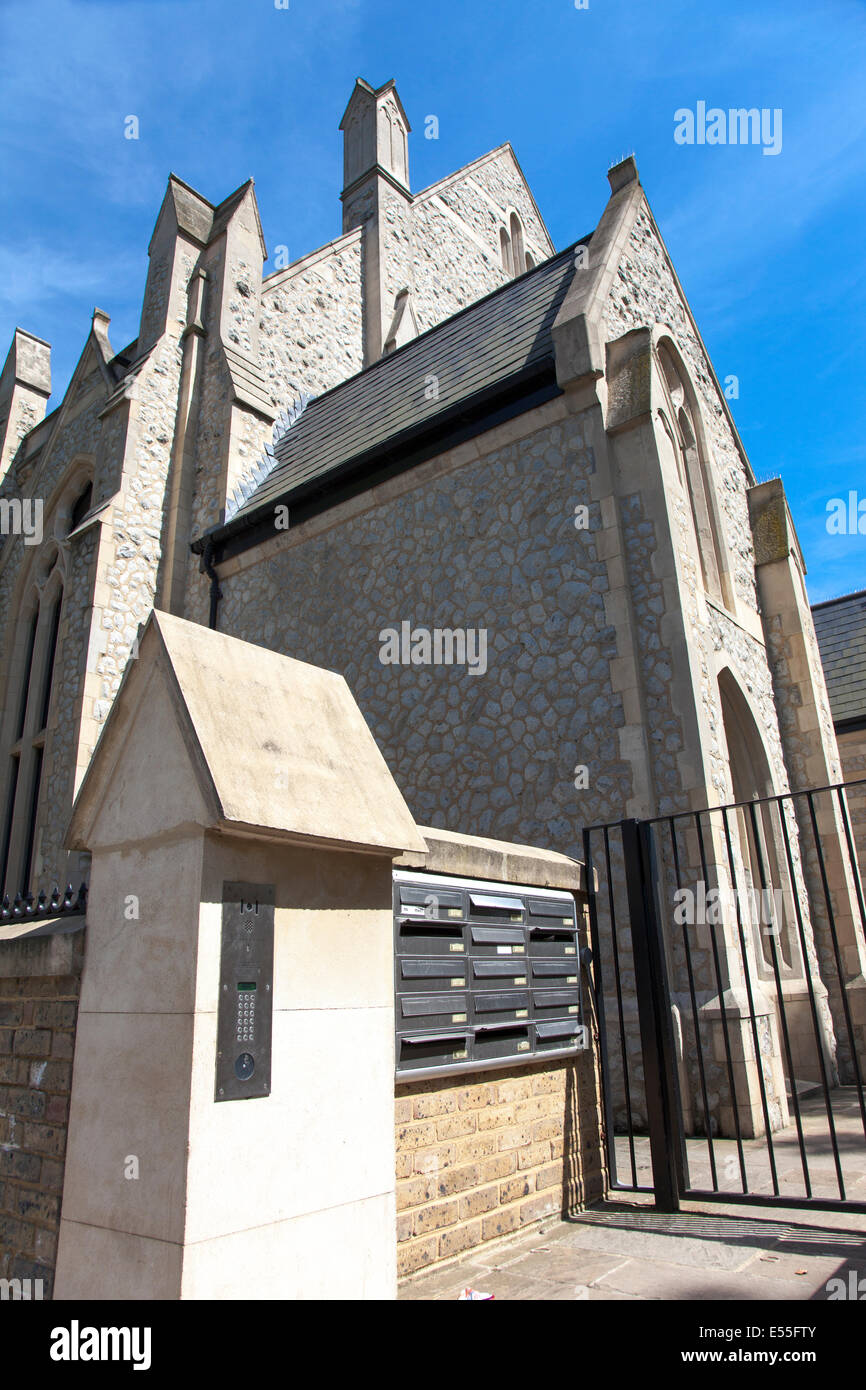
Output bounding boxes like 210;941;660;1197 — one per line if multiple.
52;611;427;1299
6;611;605;1299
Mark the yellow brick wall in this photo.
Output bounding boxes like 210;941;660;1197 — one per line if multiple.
395;1049;605;1279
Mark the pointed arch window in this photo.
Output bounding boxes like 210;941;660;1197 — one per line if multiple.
500;213;530;279
0;469;92;898
509;214;525;275
657;341;732;608
69;481;92;533
500;226;513;276
0;560;66;898
719;670;797;975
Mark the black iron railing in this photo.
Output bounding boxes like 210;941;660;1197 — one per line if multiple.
0;882;88;924
584;778;866;1214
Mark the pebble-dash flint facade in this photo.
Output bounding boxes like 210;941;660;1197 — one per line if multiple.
0;74;846;901
0;79;862;1296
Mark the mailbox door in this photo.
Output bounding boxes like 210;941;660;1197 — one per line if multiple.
526;896;576;927
534;1018;583;1053
473;1022;532;1062
526;895;578;957
397;992;470;1031
527;925;578;959
533;986;581;1019
397;1031;470;1072
530;958;580;987
398;884;465;922
472;989;531;1026
397;919;466;957
398;957;468;992
471;957;530;990
468;924;526;957
467;891;524;924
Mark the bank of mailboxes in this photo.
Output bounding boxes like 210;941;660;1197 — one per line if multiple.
393;871;589;1079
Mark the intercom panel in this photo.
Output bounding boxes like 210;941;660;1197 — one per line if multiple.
215;882;275;1102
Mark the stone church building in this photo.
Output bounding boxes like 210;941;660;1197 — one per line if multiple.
0;76;845;902
1;78;863;1296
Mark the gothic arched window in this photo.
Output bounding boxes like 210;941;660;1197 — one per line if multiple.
718;669;796;974
509;213;525;275
500;213;529;279
69;481;92;533
656;341;731;608
500;226;512;276
0;561;64;897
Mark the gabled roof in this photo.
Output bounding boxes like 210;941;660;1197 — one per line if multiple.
812;589;866;727
197;240;585;552
67;610;427;857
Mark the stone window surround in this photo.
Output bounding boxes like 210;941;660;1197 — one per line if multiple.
499;207;530;279
652;330;737;614
0;462;93;898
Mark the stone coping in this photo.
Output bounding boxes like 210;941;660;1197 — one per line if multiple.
394;824;589;894
0;915;85;944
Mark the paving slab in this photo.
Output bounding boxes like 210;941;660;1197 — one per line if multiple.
399;1197;866;1301
400;1087;866;1301
593;1261;823;1302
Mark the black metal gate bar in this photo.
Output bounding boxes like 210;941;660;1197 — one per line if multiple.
583;826;638;1193
586;777;866;1216
668;817;718;1188
776;795;848;1198
692;807;751;1191
805;790;866;1142
620;819;685;1211
743;800;812;1199
583;824;650;1193
603;824;642;1189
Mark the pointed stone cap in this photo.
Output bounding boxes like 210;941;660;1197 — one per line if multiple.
90;308;113;361
340;77;411;193
149;174;215;254
551;155;646;387
68;610;427;857
0;328;52;399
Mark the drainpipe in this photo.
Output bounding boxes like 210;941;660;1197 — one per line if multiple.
202;537;222;630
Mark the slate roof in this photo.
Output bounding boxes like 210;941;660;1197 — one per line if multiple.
812;589;866;727
204;240;585;542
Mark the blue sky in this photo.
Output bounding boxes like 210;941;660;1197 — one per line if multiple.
1;0;864;601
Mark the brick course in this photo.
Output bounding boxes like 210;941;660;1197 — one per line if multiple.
395;1049;605;1281
0;927;84;1298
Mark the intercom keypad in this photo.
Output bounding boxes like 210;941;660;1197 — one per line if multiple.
215;883;274;1102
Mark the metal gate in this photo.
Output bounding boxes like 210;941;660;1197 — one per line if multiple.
583;778;866;1214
